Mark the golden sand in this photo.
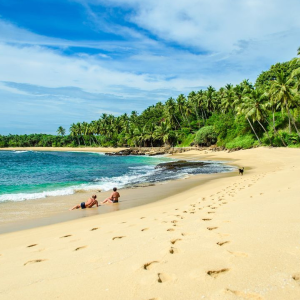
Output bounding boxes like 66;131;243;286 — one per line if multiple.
0;147;300;299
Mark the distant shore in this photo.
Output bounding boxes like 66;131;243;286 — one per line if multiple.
0;146;126;153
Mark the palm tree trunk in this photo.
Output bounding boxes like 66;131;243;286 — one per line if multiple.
247;117;261;144
263;116;286;147
257;120;272;145
193;105;200;128
288;108;300;137
174;114;182;130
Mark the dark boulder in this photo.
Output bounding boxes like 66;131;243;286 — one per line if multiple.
155;160;207;170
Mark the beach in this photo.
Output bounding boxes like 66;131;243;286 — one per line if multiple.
0;147;300;299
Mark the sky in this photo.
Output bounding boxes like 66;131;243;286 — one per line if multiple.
0;0;299;134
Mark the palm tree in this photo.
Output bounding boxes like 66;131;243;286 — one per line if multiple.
57;126;66;136
165;97;181;129
221;84;235;113
188;91;201;128
269;71;300;137
205;86;216;112
236;93;262;145
154;122;171;146
176;94;188;125
195;90;207;124
69;123;80;146
242;89;272;144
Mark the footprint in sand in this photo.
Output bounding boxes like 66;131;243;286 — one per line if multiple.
112;236;126;240
202;218;212;221
217;241;230;246
91;227;98;231
27;244;38;248
167;228;175;232
140;217;146;219
207;268;229;278
157;273;176;283
75;246;87;251
170;238;181;245
24;259;47;266
148;298;162;300
60;235;72;238
225;288;264;299
143;261;159;270
208;212;215;214
292;273;300;285
207;227;218;231
141;228;149;231
169;246;180;254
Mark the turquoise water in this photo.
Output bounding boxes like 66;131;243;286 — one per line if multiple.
0;150;233;202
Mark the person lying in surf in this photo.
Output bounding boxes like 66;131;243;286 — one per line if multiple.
101;187;120;204
70;195;99;210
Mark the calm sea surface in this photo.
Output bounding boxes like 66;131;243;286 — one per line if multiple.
0;150;233;203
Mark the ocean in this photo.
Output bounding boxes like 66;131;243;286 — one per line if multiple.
0;150;234;203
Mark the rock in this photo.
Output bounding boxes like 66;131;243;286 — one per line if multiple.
155;160;207;170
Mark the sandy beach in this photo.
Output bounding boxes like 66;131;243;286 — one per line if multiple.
0;147;300;299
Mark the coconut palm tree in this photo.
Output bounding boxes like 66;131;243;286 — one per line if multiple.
221;84;235;113
269;71;300;137
176;94;188;125
205;86;216;112
165;97;181;129
57;126;66;136
242;89;272;144
154;122;171;146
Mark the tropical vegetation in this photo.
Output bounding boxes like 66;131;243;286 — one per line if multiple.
1;49;300;149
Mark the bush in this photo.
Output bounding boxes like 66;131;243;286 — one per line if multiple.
177;133;195;147
194;126;217;146
225;135;255;149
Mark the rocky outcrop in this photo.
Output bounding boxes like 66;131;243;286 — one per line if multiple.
105;147;194;156
155;160;207;170
105;145;226;156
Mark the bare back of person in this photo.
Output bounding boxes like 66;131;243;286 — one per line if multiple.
85;197;98;208
70;195;99;210
110;191;120;202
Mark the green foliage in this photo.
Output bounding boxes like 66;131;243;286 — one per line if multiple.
194;126;217;146
226;135;256;149
1;49;300;150
255;61;299;89
177;134;195;147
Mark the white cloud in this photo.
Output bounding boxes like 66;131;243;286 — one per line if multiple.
84;0;300;54
1;0;300;134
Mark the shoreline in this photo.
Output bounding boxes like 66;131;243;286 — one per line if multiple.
1;147;300;299
0;146;127;153
0;149;235;234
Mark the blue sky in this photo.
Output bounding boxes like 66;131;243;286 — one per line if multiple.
0;0;299;134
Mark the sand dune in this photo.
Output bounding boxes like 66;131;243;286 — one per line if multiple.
0;147;300;299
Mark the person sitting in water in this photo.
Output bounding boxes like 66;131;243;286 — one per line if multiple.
70;195;99;210
101;187;120;204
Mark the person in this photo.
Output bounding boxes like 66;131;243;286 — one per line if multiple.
101;187;120;204
70;195;99;210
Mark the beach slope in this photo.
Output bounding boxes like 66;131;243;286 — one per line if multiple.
0;147;300;300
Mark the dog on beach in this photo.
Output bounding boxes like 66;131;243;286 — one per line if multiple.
238;167;244;176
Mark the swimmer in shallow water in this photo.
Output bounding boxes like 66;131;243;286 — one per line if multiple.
101;187;120;204
70;195;99;210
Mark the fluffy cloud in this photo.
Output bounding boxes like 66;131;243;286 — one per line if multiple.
1;0;300;134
